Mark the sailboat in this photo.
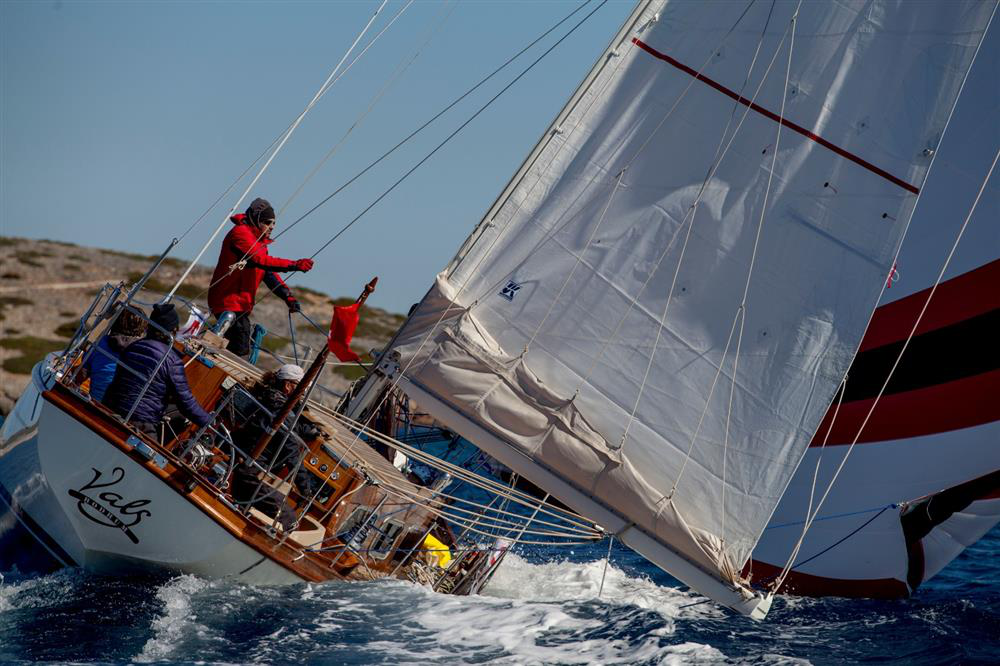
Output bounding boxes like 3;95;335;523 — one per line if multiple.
751;19;1000;597
1;0;996;620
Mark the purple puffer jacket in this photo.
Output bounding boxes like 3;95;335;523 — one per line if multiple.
103;337;212;427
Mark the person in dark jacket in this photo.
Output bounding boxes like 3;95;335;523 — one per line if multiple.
230;364;324;530
79;306;147;401
207;198;314;358
104;303;213;438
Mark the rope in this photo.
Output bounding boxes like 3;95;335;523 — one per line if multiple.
330;409;597;531
598;535;614;598
765;503;895;531
771;143;1000;594
665;2;800;494
765;505;892;592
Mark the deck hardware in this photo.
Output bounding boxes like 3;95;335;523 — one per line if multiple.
134;441;168;469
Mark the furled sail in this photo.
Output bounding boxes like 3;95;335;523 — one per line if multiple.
388;0;996;615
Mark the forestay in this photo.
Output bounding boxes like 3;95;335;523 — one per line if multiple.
389;0;995;612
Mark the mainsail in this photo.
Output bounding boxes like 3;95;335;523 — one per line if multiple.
387;0;996;615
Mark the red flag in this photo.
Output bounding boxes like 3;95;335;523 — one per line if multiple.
328;302;361;362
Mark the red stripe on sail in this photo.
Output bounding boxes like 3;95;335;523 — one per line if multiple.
860;259;1000;352
811;369;1000;446
632;38;920;194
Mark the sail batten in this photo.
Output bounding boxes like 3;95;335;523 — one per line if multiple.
391;0;995;615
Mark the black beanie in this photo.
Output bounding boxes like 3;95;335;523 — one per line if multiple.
246;198;276;227
150;303;180;333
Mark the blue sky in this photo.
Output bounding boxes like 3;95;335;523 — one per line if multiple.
1;0;634;314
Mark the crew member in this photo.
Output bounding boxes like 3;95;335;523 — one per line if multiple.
104;303;213;439
79;306;147;401
208;198;314;358
229;364;325;530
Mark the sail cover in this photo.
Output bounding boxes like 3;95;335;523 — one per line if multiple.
390;0;995;604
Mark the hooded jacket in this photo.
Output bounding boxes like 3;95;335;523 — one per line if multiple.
103;335;212;427
207;214;297;314
83;334;140;402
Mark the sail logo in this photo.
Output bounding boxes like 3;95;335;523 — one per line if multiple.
499;280;522;302
68;467;151;545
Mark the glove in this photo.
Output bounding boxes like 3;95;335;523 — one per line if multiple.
286;297;301;314
293;258;314;272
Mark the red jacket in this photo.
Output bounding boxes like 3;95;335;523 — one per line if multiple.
208;214;297;313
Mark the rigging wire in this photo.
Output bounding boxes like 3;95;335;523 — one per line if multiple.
169;0;599;315
461;0;763;314
272;0;598;244
679;2;799;570
277;0;430;216
283;0;611;262
770;143;1000;594
627;3;800;466
768;0;999;592
167;0;390;301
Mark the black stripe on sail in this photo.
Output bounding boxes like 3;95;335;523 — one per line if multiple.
843;307;1000;402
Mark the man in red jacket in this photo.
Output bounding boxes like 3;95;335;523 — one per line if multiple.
208;198;314;358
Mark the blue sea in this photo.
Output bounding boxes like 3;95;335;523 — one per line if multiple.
0;523;996;664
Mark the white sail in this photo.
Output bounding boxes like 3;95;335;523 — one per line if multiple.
389;0;995;613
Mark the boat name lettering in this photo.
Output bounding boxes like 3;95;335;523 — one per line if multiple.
67;467;151;544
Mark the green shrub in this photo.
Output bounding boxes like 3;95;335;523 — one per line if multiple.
0;296;32;308
258;335;287;354
0;237;21;248
104;249;187;269
55;320;80;338
332;364;367;381
0;336;66;374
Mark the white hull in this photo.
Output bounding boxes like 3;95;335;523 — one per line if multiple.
0;363;302;584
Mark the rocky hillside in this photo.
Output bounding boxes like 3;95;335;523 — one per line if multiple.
0;236;405;415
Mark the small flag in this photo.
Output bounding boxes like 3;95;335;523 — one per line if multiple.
328;302;361;362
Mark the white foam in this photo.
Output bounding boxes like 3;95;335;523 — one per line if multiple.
134;574;212;663
345;555;729;665
0;569;78;611
485;552;723;621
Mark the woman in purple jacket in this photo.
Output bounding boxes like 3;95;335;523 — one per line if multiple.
104;303;212;438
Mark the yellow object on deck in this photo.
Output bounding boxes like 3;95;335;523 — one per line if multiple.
423;534;452;568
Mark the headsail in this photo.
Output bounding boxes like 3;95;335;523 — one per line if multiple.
388;0;995;615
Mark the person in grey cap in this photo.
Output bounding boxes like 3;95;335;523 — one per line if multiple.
104;303;213;439
229;363;325;530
